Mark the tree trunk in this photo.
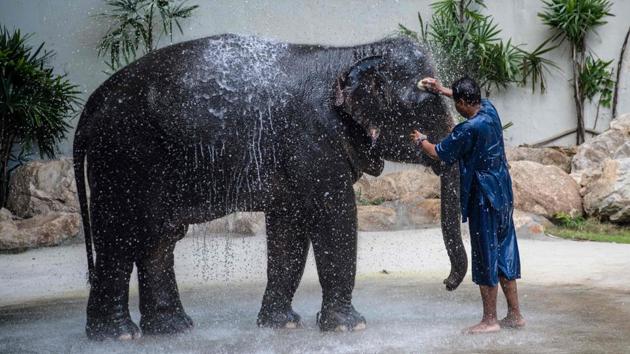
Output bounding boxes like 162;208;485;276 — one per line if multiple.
572;45;585;145
0;140;11;208
613;26;630;119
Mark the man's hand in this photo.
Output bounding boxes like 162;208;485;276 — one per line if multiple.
418;77;453;97
409;130;427;145
410;129;439;160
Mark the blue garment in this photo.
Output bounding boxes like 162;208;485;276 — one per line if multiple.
434;99;520;286
435;99;513;222
467;184;521;286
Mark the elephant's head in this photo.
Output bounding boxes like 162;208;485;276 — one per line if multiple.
334;38;467;291
334;38;453;169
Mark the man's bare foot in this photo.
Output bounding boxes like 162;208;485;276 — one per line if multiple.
499;315;526;329
462;321;500;334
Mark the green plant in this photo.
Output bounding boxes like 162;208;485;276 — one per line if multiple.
399;0;558;96
580;57;614;129
548;215;630;244
355;190;386;206
0;27;81;207
538;0;614;144
552;212;587;230
97;0;198;71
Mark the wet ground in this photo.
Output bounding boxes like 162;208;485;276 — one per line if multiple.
2;229;630;353
1;277;630;353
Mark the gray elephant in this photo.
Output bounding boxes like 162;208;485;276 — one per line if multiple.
73;34;467;340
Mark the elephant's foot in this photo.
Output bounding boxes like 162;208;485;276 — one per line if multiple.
140;310;194;335
257;307;302;329
316;303;366;332
86;315;142;341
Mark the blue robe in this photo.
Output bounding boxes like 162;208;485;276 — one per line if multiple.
435;99;520;286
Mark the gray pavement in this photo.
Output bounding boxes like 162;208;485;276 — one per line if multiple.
1;228;630;353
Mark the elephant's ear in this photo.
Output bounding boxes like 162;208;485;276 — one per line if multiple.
334;56;387;177
333;55;388;131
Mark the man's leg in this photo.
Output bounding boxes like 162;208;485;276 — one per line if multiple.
499;277;526;328
497;208;525;328
465;192;500;334
464;285;500;334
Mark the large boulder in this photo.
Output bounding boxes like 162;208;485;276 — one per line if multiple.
510;161;583;218
506;146;573;173
0;208;81;251
403;198;441;226
357;205;398;231
201;212;266;236
6;158;79;218
512;209;554;240
572;113;630;183
354;168;440;203
582;158;630;223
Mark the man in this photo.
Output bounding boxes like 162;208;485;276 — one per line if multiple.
411;77;525;334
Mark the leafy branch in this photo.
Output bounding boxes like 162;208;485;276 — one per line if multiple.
400;0;559;96
96;0;198;72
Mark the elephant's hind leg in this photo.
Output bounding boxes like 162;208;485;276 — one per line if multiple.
257;210;309;329
137;224;193;335
86;198;141;340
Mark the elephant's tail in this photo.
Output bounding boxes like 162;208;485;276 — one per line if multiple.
73;110;95;284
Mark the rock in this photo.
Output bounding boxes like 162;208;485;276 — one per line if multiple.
512;209;554;240
506;146;573;173
404;198;441;226
0;212;81;251
201;212;266;236
582;158;630;223
357;205;397;231
510;161;583;218
354;168;440;203
6;159;79;218
0;208;16;222
572;113;630;183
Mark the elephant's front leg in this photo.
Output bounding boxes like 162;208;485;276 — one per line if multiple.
257;209;310;328
310;188;366;332
137;224;193;335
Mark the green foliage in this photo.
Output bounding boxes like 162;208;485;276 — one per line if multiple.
97;0;198;71
355;190;386;206
538;0;614;144
538;0;613;50
549;214;630;244
552;212;587;229
579;56;614;108
0;26;81;206
399;0;558;95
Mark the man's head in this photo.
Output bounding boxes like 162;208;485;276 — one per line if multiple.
451;77;481;118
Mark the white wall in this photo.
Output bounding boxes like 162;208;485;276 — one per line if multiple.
1;0;629;156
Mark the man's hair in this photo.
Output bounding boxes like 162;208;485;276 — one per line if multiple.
451;77;481;105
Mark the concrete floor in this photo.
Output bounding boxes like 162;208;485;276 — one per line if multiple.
1;228;630;353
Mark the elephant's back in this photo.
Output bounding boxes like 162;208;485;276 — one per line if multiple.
93;34;293;144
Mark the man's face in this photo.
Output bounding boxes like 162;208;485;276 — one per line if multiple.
454;99;478;119
454;99;470;118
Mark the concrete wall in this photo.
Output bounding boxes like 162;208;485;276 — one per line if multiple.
1;0;629;156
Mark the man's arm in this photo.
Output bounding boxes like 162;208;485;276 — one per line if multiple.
419;78;452;97
410;130;439;160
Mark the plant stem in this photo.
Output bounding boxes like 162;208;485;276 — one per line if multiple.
147;2;154;52
0;136;13;208
613;26;630;119
593;98;602;131
572;44;585;144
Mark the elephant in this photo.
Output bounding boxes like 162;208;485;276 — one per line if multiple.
73;33;467;340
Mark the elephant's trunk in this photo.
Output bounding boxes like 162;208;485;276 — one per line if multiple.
440;162;467;291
